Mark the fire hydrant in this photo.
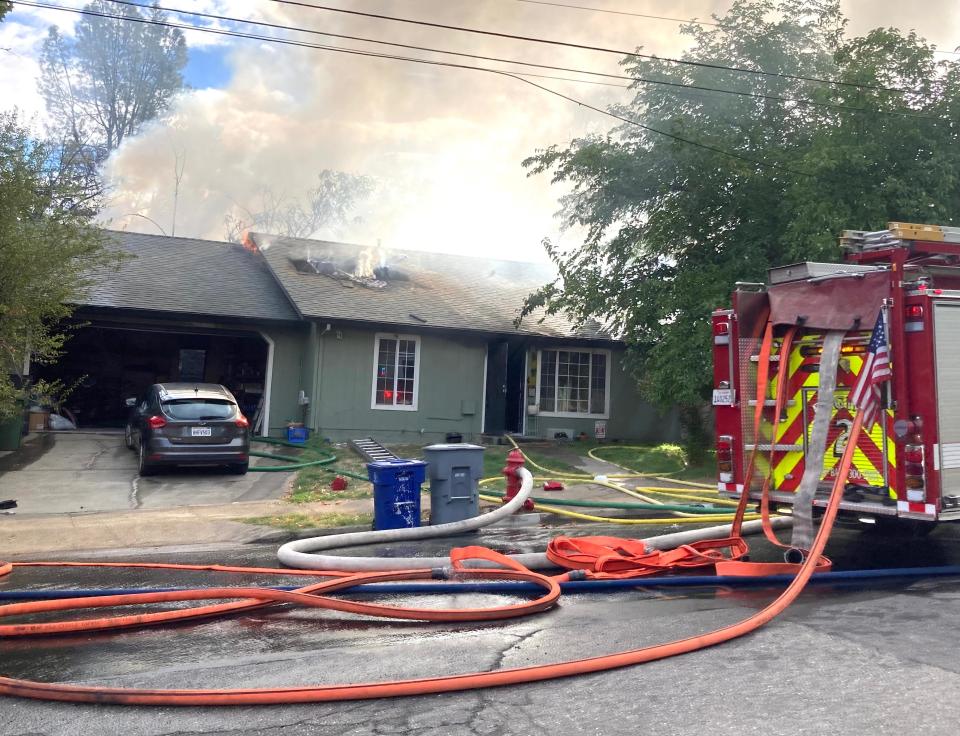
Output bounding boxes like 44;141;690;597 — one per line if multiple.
502;448;534;511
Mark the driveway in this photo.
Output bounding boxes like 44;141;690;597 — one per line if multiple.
0;431;293;514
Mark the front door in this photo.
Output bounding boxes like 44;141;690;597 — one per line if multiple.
484;341;508;434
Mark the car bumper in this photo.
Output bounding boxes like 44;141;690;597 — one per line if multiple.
145;437;249;465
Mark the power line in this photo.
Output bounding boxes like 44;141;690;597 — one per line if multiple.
267;0;902;92
508;0;960;59
15;0;815;177
69;0;957;123
506;0;719;26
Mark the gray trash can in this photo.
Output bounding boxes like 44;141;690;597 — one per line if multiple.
423;443;485;525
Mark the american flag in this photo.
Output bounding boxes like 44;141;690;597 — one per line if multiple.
848;312;891;431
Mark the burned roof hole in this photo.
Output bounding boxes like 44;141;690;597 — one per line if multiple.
374;265;409;281
290;257;336;275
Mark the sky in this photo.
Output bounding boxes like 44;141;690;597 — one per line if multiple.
2;0;959;263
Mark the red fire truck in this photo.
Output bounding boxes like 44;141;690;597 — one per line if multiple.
712;222;960;530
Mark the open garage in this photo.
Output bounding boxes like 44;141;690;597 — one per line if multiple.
35;318;271;430
23;231;308;438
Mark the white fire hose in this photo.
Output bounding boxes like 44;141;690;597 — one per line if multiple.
277;467;793;571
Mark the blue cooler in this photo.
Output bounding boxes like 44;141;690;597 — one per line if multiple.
367;459;428;530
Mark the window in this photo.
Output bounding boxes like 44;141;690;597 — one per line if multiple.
161;399;236;420
536;348;609;417
371;334;420;410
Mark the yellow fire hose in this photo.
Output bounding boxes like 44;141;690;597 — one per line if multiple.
499;437;766;524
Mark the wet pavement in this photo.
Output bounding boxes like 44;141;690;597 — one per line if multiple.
3;522;960;734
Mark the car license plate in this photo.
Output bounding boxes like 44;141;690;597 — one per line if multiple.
191;427;212;437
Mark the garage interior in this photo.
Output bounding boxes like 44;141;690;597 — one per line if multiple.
35;321;269;430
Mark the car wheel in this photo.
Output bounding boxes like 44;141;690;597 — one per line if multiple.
124;424;134;449
229;461;249;475
138;443;156;476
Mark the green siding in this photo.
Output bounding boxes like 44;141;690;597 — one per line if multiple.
522;345;679;443
260;323;311;437
311;327;486;443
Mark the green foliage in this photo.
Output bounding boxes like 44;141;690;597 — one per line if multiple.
522;1;960;423
0;112;117;419
38;1;186;161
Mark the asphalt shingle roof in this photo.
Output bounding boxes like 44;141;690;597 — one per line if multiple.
252;233;612;340
79;230;300;322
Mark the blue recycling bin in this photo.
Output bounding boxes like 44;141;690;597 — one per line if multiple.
367;459;428;530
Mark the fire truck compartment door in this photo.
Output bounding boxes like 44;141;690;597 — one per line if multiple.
935;301;960;496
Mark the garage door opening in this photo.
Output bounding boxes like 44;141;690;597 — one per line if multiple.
34;323;271;431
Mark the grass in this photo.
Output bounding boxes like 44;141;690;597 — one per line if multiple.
284;437;373;503
242;512;374;531
587;443;715;481
284;440;427;504
280;437;714;506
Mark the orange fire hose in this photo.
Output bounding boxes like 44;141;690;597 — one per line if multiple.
0;414;861;706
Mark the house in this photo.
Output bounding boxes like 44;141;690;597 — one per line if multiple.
247;232;679;443
36;229;679;444
36;231;308;437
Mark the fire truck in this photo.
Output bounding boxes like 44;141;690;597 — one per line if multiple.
712;222;960;531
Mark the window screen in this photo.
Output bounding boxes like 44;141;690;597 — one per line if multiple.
374;336;419;408
539;349;607;415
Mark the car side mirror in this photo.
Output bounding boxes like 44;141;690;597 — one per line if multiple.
125;397;137;408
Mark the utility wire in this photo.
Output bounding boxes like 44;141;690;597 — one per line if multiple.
53;0;958;123
506;0;719;26
267;0;906;92
16;0;815;177
506;0;960;59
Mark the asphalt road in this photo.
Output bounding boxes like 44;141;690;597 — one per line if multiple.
3;523;960;735
0;432;291;514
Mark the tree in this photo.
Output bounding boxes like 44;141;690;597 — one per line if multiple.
38;0;186;191
223;171;376;242
521;0;960;456
0;112;117;419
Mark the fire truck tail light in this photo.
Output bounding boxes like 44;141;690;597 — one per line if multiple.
713;320;731;345
904;444;925;495
906;305;924;319
717;435;734;480
904;446;924;464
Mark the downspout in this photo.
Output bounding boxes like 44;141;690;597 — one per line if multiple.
311;323;330;432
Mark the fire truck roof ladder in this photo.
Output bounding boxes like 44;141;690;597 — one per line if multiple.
842;222;960;252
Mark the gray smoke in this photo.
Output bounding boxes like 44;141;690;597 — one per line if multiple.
100;1;957;260
100;0;727;260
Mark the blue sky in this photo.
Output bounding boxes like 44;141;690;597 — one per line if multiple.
184;46;231;90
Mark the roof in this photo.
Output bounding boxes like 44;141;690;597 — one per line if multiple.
78;230;300;323
250;232;613;341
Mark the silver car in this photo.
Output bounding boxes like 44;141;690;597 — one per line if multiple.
125;383;251;475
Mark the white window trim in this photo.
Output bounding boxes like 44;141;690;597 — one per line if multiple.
370;333;421;411
535;347;611;419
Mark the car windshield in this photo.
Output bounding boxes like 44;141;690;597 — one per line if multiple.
161;398;235;420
